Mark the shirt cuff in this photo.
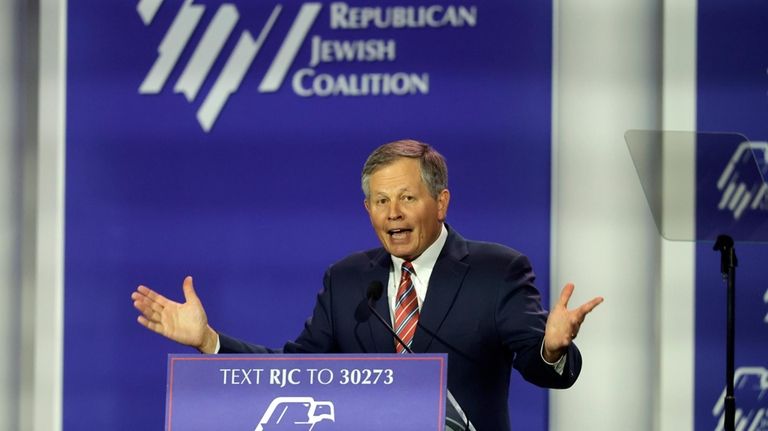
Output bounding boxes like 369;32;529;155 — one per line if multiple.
540;341;566;375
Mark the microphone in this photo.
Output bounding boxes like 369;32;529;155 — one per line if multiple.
366;281;384;302
365;281;413;354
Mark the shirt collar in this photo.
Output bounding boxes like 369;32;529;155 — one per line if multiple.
390;224;448;276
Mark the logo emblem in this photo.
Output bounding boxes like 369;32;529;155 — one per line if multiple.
255;397;335;431
716;141;768;220
136;1;476;132
764;288;768;324
712;366;768;430
136;0;321;132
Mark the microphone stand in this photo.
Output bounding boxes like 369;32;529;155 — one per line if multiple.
366;300;413;354
713;234;737;431
365;294;475;431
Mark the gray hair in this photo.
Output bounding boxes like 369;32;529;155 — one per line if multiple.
361;139;448;199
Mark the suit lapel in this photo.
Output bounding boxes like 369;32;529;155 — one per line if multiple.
411;228;469;353
363;249;397;353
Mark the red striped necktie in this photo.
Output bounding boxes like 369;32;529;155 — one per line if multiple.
394;261;419;353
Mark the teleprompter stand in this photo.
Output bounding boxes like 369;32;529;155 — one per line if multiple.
625;130;768;431
713;234;737;431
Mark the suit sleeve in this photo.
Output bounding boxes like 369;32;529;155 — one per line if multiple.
496;253;581;389
217;269;338;354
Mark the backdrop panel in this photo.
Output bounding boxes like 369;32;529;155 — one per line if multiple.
697;0;768;429
65;1;553;429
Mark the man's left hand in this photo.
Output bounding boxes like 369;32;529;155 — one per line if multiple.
543;283;603;363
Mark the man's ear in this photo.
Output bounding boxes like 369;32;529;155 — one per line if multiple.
437;189;450;221
364;198;371;214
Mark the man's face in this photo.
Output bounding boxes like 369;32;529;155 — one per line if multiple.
364;157;449;260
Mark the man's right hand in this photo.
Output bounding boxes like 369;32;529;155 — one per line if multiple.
131;276;219;354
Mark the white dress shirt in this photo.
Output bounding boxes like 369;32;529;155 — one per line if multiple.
387;224;449;323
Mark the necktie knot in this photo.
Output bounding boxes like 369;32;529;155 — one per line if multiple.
401;261;414;276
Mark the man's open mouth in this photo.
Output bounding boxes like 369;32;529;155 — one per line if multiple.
388;228;413;239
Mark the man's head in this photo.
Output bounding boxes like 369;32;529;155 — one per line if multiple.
362;140;450;260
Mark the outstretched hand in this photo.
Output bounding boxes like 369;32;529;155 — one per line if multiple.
131;276;218;354
543;283;603;363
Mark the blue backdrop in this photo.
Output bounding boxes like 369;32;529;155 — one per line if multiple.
65;0;553;429
697;0;768;429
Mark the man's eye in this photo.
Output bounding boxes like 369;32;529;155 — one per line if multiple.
376;199;388;205
403;195;414;201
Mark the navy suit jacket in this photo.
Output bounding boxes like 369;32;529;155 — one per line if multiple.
219;227;581;430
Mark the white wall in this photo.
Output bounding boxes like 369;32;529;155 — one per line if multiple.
20;0;66;427
656;0;697;429
551;0;666;430
552;1;698;430
14;0;67;430
0;0;22;429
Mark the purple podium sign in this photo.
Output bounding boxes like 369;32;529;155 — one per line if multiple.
165;354;447;431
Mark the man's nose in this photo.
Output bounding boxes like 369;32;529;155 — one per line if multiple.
386;201;403;220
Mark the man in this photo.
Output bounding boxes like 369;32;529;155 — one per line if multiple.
132;140;603;430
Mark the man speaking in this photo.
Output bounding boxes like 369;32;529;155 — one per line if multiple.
131;139;603;430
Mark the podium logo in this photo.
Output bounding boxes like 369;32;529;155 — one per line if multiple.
255;397;335;431
712;366;768;430
136;0;321;132
716;141;768;220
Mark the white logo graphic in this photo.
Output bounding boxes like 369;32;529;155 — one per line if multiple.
712;366;768;430
764;288;768;324
717;141;768;220
136;0;321;132
254;397;335;431
136;0;478;132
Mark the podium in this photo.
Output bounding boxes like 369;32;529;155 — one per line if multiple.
165;354;448;431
